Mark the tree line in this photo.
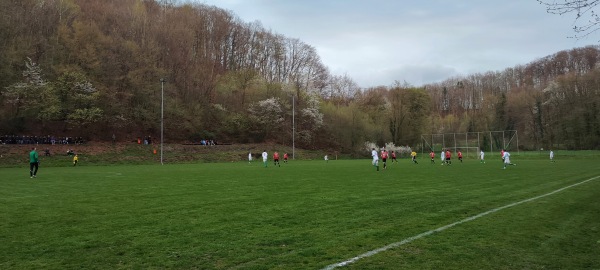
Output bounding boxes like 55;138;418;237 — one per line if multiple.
1;0;599;153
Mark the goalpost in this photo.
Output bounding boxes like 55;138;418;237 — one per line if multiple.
420;130;519;158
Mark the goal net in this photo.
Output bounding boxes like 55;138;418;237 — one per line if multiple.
420;130;519;159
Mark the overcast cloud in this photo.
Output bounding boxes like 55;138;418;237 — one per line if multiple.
195;0;595;88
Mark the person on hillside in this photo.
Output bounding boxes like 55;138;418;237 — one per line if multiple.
445;150;452;165
441;150;445;165
503;149;516;169
29;147;39;178
411;150;418;164
549;150;555;162
391;150;398;163
248;152;253;164
457;150;463;163
283;153;289;163
480;149;485;163
273;151;280;167
371;148;379;171
262;150;268;168
381;149;388;169
73;154;79;166
429;150;435;164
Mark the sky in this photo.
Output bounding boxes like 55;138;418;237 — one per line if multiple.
194;0;597;88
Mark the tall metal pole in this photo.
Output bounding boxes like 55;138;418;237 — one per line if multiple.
160;78;165;165
292;95;295;160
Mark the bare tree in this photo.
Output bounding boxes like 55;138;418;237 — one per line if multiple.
325;74;360;106
538;0;600;39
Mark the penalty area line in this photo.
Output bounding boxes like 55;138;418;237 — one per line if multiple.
321;175;600;270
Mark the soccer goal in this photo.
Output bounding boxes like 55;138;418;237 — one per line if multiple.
420;130;519;158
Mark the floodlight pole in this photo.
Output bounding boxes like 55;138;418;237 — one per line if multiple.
160;78;166;165
292;94;295;160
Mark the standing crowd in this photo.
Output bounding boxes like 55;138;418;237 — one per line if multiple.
2;135;84;145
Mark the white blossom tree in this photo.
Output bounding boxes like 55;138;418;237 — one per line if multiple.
248;97;284;140
54;72;103;128
2;58;59;121
297;92;324;143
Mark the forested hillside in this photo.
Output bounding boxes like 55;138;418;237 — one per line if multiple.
1;0;599;152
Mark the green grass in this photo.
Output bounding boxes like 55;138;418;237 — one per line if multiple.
1;156;600;269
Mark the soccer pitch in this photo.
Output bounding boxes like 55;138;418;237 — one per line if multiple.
1;157;600;269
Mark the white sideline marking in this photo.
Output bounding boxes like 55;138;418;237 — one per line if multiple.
321;176;600;270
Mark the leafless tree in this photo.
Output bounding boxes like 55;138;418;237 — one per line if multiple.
538;0;600;39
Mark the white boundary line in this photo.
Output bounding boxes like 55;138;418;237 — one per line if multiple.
322;175;600;270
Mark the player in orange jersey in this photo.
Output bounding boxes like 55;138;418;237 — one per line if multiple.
273;151;280;167
429;150;435;164
381;150;389;169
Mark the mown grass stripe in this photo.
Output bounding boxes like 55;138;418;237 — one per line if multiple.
322;175;600;269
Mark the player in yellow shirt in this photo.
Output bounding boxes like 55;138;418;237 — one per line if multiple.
411;151;418;164
73;154;78;166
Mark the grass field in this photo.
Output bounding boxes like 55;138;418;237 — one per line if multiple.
1;155;600;269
